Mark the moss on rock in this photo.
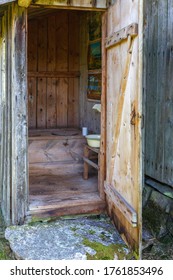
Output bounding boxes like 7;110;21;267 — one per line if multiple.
83;238;133;260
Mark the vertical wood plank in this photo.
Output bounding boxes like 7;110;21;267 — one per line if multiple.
144;0;173;187
69;11;80;71
28;19;38;72
11;3;28;225
47;78;57;128
28;19;38;129
56;78;68;127
47;15;57;128
37;77;47;128
38;18;47;71
37;18;47;128
28;77;37;128
0;11;9;223
47;15;56;72
155;0;167;182
68;11;80;128
163;0;173;184
55;11;68;71
68;78;79;127
99;11;107;199
145;0;156;178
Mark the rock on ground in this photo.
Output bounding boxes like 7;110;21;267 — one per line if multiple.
5;215;132;260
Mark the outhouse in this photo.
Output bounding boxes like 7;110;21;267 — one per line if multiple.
0;0;145;256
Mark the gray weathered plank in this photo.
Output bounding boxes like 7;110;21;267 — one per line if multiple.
11;3;28;224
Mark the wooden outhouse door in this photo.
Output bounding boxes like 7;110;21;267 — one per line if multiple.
102;0;143;255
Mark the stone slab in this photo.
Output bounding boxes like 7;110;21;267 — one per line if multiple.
5;215;131;260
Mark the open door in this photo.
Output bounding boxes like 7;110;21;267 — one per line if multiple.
103;0;143;257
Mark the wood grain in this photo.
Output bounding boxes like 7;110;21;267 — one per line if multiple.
29;173;105;218
27;10;80;129
28;129;105;218
144;0;173;188
105;0;142;253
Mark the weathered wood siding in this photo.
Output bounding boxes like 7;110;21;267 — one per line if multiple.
28;10;80;129
0;3;28;225
144;0;173;188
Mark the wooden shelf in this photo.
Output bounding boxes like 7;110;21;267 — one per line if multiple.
83;145;100;180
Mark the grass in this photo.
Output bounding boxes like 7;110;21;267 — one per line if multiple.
0;209;15;260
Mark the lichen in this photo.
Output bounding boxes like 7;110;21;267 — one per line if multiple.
83;238;134;260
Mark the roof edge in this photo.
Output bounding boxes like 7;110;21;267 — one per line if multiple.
0;0;15;6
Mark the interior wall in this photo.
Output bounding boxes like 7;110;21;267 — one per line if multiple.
144;0;173;188
28;10;80;129
28;9;101;133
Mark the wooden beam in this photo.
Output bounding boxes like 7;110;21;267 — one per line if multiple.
105;183;138;227
30;0;107;10
83;157;99;170
28;71;80;78
11;3;28;225
105;23;138;49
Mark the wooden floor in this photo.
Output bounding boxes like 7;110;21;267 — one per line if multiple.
29;168;105;218
28;129;105;218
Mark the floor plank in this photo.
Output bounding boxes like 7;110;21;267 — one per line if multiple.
29;170;105;218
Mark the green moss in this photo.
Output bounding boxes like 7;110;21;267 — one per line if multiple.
143;200;166;236
0;209;15;260
28;216;55;225
83;238;133;260
70;226;78;232
99;233;107;241
88;229;96;235
0;239;14;260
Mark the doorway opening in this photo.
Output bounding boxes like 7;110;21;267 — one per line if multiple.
27;7;105;218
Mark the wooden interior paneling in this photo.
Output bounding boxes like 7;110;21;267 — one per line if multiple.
28;10;80;129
